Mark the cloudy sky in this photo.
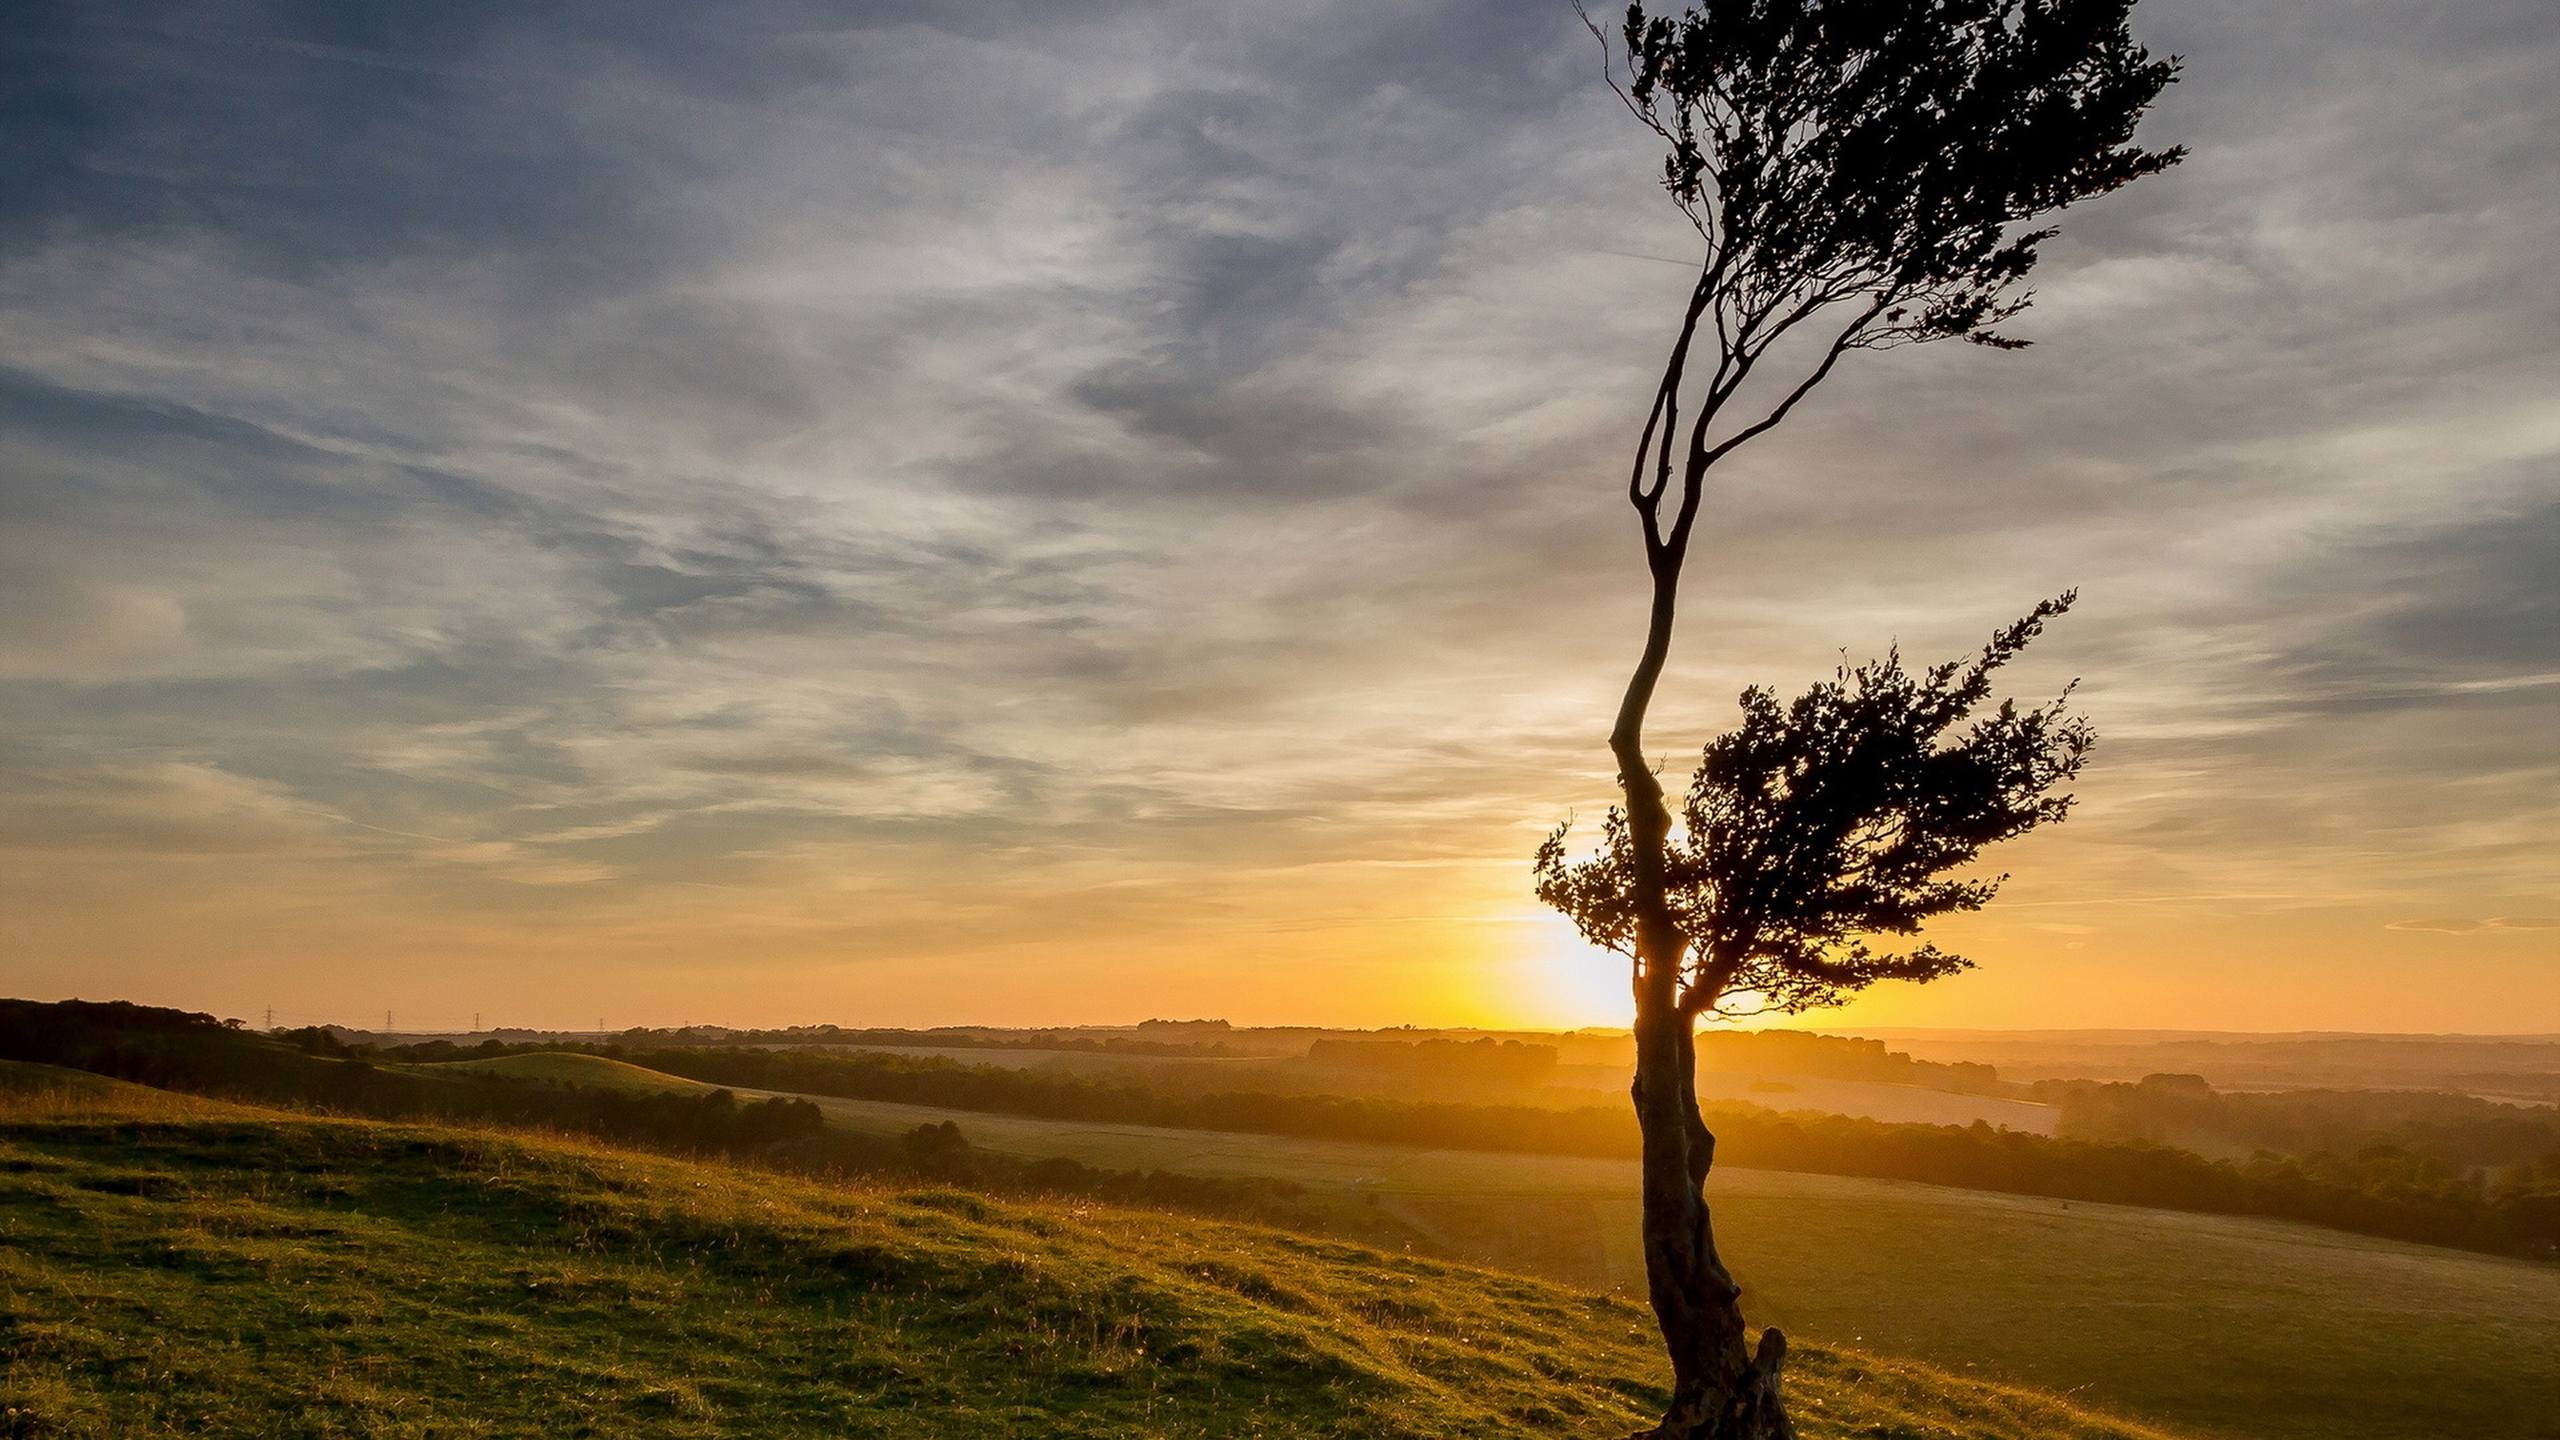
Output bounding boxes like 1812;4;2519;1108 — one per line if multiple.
2;0;2552;1033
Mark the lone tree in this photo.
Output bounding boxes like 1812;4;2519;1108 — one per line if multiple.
1538;3;2183;1437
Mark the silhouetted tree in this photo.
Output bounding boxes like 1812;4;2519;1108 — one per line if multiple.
1544;3;2181;1435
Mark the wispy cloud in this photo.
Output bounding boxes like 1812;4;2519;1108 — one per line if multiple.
2386;917;2560;935
0;0;2552;1027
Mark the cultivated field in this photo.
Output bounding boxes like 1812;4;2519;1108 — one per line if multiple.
762;1086;2560;1440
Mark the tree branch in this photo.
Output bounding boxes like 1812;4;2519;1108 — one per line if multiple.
1699;298;1891;470
1627;268;1718;556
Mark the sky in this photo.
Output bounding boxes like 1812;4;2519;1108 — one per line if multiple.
1;0;2553;1035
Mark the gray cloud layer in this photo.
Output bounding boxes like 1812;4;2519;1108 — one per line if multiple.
1;0;2552;1026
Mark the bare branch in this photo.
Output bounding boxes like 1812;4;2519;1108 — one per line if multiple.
1626;266;1719;555
1699;298;1891;470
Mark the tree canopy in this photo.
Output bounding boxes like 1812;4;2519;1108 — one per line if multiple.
1538;595;2094;1017
1598;0;2184;358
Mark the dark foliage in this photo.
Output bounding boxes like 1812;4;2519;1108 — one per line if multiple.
1540;598;2093;1016
1303;1037;1560;1084
276;1025;358;1057
1600;0;2183;351
596;1025;1239;1058
0;999;827;1157
2043;1074;2560;1171
1696;1030;2003;1093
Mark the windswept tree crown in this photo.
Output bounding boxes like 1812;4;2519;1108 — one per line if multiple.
1597;0;2184;351
1538;597;2094;1016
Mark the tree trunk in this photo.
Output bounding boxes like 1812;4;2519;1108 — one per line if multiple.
1627;998;1792;1438
1612;545;1791;1438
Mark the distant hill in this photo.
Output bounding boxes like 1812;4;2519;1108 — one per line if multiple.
425;1050;720;1095
0;1064;2177;1440
1859;1028;2560;1098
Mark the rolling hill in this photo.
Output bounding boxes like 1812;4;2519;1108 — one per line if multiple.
740;1082;2560;1440
6;1008;2553;1440
0;1064;2170;1440
420;1050;722;1094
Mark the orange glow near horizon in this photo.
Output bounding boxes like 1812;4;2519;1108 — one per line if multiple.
10;808;2553;1035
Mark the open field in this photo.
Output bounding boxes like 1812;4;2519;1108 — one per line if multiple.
1688;1073;2054;1132
1565;1066;2060;1133
0;1068;2173;1440
761;1085;2560;1440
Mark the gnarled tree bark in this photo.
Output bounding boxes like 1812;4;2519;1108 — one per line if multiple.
1629;1002;1791;1439
1612;522;1792;1440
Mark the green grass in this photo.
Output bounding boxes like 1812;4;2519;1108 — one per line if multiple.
416;1051;720;1095
747;1087;2560;1440
0;1068;2172;1440
0;1060;253;1121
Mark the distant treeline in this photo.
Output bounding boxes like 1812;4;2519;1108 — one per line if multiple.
0;1003;825;1156
520;1041;2560;1260
2039;1072;2560;1171
0;1003;828;1156
0;1001;1320;1230
584;1025;1240;1058
1304;1037;1558;1084
1692;1031;2005;1095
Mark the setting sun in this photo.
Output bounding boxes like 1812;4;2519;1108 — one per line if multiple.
1511;909;1636;1031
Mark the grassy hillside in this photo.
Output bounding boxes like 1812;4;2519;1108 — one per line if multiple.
421;1050;720;1095
0;1059;254;1120
0;1067;2171;1440
756;1087;2560;1440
